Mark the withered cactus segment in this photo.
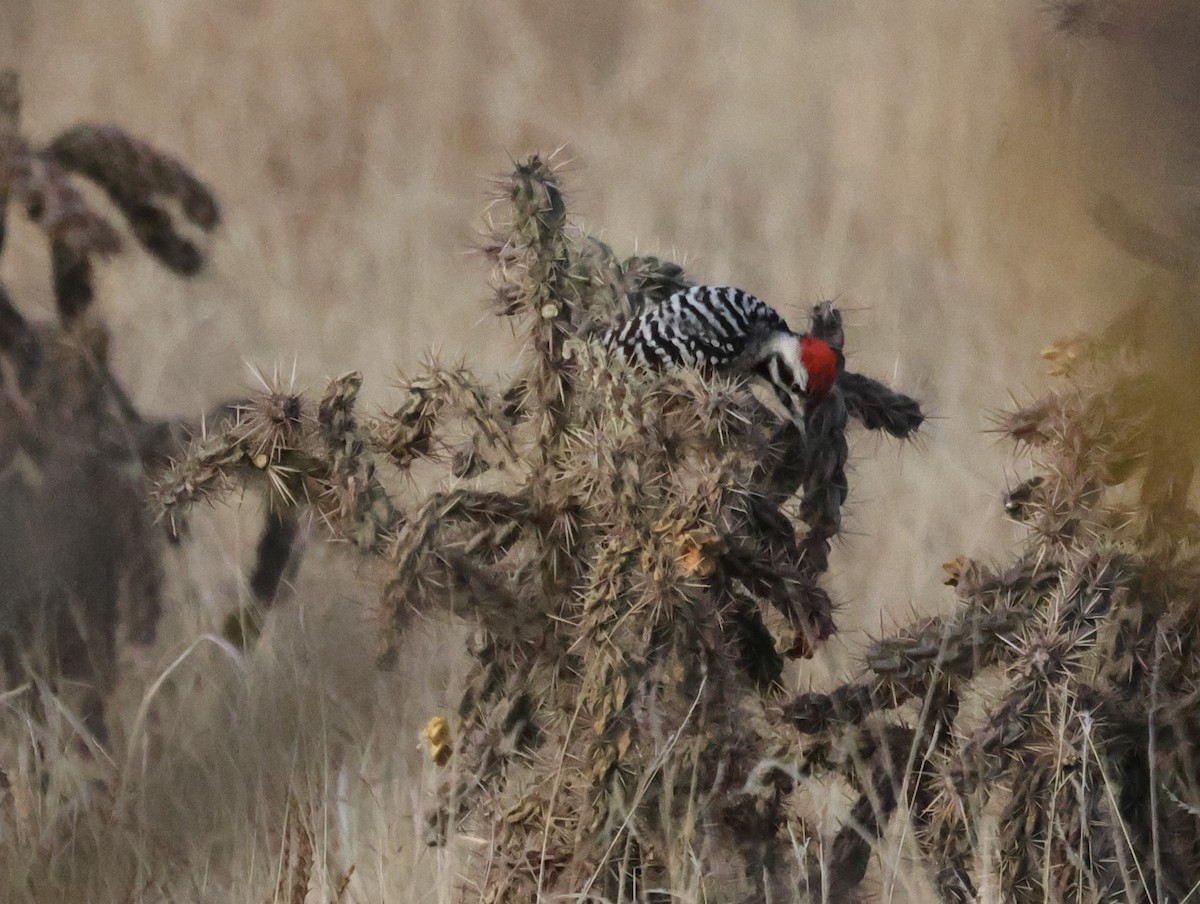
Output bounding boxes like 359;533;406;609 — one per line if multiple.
0;71;219;328
156;373;402;555
46;123;221;275
839;370;925;438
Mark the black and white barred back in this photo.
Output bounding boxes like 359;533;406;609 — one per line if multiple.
603;285;791;370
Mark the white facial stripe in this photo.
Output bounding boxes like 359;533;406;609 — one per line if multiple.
766;333;807;391
745;332;814;429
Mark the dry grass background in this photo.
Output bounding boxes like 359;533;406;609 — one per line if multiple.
0;0;1194;901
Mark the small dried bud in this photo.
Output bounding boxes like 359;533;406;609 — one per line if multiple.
1003;476;1044;522
422;715;453;766
676;531;719;578
1041;337;1079;377
942;556;967;586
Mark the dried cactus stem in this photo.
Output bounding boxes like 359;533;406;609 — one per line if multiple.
46;123;221;275
316;371;400;552
808;727;914;899
248;507;302;604
381;488;537;655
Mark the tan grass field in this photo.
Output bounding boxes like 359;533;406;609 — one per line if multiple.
1;1;1195;901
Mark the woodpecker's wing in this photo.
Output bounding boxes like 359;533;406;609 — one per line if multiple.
603;286;791;370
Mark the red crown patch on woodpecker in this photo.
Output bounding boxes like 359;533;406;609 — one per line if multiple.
800;335;838;403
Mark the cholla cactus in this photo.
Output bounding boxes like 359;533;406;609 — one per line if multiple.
785;263;1200;900
0;71;221;742
160;155;923;898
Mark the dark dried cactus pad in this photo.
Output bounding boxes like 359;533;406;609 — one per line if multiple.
47;123;220;275
0;72;220;330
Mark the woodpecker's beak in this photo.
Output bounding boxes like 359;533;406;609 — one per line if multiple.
790;410;807;440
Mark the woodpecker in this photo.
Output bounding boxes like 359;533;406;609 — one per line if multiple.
602;285;838;429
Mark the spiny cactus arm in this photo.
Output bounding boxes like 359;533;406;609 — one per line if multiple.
898;684;981;904
804;725;914;898
1104;711;1200;902
752;423;808;502
799;388;850;534
782;682;885;736
784;555;1065;736
45;123;220;276
807;299;845;352
728;590;786;691
1003;369;1157;497
800;689;963;900
152;427;256;536
153;384;306;499
838;371;925;438
560;235;625;338
153;380;394;547
912;762;979;904
370;363;519;472
716;491;836;658
315;371;401;551
952;555;1125;796
380;488;539;654
863;606;1033;691
717;550;835;660
618;254;692;318
805;301;924;440
424;689;540;847
572;532;677;793
991;710;1135;903
486;157;576;448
